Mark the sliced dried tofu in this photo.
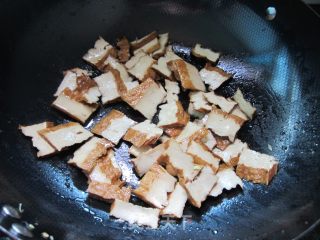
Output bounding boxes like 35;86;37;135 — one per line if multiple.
68;137;113;173
230;106;249;122
134;164;177;208
125;50;146;69
205;92;237;113
52;92;98;123
152;33;169;59
200;66;232;91
201;130;216;150
184;166;217;208
110;199;160;228
187;140;220;173
127;53;156;81
131;31;158;50
123;120;163;147
168;59;206;91
161;182;188;218
188;103;205;119
92;110;136;144
215;135;231;151
19;122;56;157
164;127;183;138
189;91;211;112
122;78;166;119
94;72;122;104
38;122;92;151
191;44;220;63
165;79;180;102
152;50;181;79
129;145;152;157
206;108;242;141
212;139;248;166
83;37;116;68
116;37;130;63
236;149;278;185
133;38;160;55
210;165;243;197
232;88;256;119
132;142;166;177
87;182;131;202
157;100;189;128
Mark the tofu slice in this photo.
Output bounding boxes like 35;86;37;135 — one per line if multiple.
201;130;216;150
88;149;121;183
122;78;166;119
210;165;243;197
187;140;220;173
129;145;152;157
127;52;156;81
83;37;116;68
184;166;218;208
188;103;205;119
116;37;130;63
91;110;136;145
205;92;237;113
212;139;248;166
152;50;181;79
131;31;158;51
123;120;163;147
199;65;232;91
110;200;160;228
38;122;93;151
134;164;177;208
94;72;122;104
232;88;256;119
236;149;278;185
168;59;206;91
164;127;183;138
189;91;212;112
132;142;166;177
87;182;131;202
152;33;169;59
68;137;113;173
157;100;189;128
230;106;249;122
52;92;98;123
161;182;188;218
165;79;180;102
191;44;220;63
133;38;160;55
206;108;242;141
19;122;56;157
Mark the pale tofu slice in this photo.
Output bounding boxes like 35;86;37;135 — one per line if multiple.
184;166;218;208
199;66;232;91
165;79;180;102
110;200;160;228
132;142;166;177
38;122;93;151
134;164;177;208
161;183;188;218
189;91;212;112
187;140;220;173
52;92;98;123
187;103;205;119
210;165;243;197
125;50;146;69
92;110;136;145
129;145;152;157
205;92;237;113
157;100;189;128
230;106;249;122
87;182;131;202
68;137;113;173
94;72;121;104
83;37;116;68
123;120;163;147
131;31;158;51
152;50;181;79
168;59;206;91
212;139;248;166
191;44;220;63
232;88;256;119
201;130;216;150
206;108;242;141
122;78;167;119
19;122;56;157
236;149;278;185
164;127;183;138
127;53;156;81
133;38;160;55
152;33;169;59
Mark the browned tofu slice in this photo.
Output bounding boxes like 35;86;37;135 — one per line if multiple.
152;33;169;59
168;59;206;91
189;91;212;113
134;164;177;208
236;149;278;185
122;78;167;119
127;51;156;81
87;181;131;202
38;122;93;151
19;122;56;157
232;88;256;119
164;127;183;138
214;135;231;150
116;37;130;63
110;200;160;228
157;100;189;128
199;65;232;91
68;137;113;173
204;92;237;113
191;44;220;63
129;145;152;157
130;31;159;53
152;48;181;79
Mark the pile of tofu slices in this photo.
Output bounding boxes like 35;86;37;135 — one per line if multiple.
20;31;279;229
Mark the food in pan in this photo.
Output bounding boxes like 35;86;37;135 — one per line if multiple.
20;31;279;229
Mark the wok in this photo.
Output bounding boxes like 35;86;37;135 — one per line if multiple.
0;0;320;239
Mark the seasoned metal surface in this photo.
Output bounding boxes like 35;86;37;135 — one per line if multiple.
0;0;320;239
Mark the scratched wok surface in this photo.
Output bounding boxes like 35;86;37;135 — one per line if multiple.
0;0;320;239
